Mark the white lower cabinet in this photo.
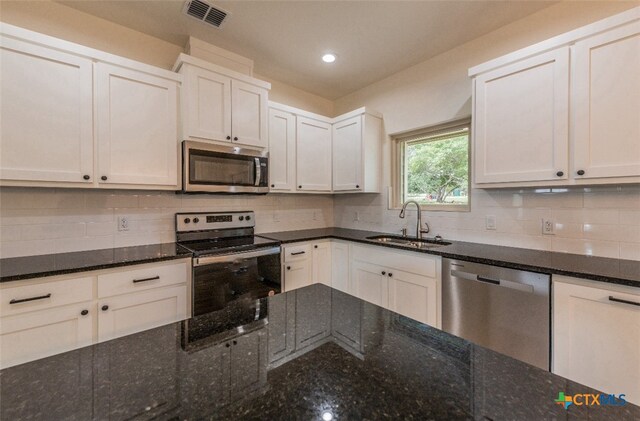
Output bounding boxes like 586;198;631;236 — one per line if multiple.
282;240;331;291
350;244;441;327
312;242;332;286
283;260;313;291
0;258;191;368
330;241;350;293
0;301;94;369
553;276;640;406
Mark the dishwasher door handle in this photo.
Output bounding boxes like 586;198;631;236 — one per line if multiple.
450;269;535;294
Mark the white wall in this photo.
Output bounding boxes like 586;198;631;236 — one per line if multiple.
0;188;333;258
332;2;640;261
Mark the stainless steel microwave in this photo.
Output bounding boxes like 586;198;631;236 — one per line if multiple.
182;141;269;194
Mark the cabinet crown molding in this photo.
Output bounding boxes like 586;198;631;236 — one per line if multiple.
174;53;271;90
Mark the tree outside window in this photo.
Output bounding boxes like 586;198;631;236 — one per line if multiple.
398;123;470;211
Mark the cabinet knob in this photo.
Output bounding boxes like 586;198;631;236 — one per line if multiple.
356;185;360;188
83;175;90;180
298;185;302;189
271;184;275;188
101;176;108;181
388;273;393;277
101;305;109;311
286;266;291;270
226;136;231;140
81;309;89;316
184;218;191;224
556;171;564;177
577;170;585;176
225;343;231;348
314;245;318;249
232;340;237;345
381;271;386;275
233;137;238;141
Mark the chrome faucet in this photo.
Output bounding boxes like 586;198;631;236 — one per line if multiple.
399;200;430;240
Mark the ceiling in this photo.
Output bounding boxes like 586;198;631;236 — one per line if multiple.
58;1;556;100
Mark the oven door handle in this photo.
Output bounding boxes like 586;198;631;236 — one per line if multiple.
254;157;261;187
194;246;280;266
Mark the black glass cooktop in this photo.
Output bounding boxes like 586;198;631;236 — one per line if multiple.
178;235;280;257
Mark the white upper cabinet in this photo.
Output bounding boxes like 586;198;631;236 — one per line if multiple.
175;55;270;149
231;79;268;148
0;36;94;184
332;109;382;192
0;23;181;190
96;63;179;188
268;102;382;194
296;116;332;192
470;8;640;187
572;20;640;180
182;64;232;142
473;47;570;184
268;108;296;191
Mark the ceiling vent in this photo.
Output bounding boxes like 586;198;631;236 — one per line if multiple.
183;0;229;28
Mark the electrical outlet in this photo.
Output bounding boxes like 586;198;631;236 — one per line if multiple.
542;219;555;235
485;215;496;230
354;211;360;222
118;216;129;232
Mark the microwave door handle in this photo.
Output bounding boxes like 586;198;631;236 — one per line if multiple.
254;157;261;186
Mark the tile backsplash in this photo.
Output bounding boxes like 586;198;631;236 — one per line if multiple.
1;185;639;261
0;188;333;258
334;186;640;261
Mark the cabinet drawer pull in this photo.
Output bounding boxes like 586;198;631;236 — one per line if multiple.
132;275;160;284
9;293;52;304
290;251;306;256
608;296;640;307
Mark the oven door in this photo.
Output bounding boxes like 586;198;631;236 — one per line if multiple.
183;141;269;193
192;247;281;317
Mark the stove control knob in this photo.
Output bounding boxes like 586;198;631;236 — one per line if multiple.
239;216;244;221
193;217;199;223
184;218;191;224
246;215;251;221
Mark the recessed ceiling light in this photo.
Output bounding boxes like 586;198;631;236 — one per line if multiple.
322;53;336;63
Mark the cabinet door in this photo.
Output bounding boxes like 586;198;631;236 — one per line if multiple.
351;260;388;307
331;241;350;293
0;302;94;369
283;260;312;292
268;108;296;191
312;242;332;286
387;269;438;326
183;65;232;142
0;37;93;184
296;116;332;191
231;80;268;148
229;329;268;395
553;280;640;406
98;285;187;342
572;21;640;179
333;116;362;191
474;47;569;184
96;63;178;188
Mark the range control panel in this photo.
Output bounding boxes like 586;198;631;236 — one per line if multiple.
176;211;254;232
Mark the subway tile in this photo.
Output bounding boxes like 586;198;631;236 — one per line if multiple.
619;210;640;226
86;192;139;208
620;243;640;261
551;238;619;258
21;223;86;240
55;235;114;253
583;190;640;209
0;225;21;242
86;222;117;237
1;239;56;258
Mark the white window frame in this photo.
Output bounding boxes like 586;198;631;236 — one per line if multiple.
391;117;471;212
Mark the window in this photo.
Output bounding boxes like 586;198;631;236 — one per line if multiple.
394;119;470;211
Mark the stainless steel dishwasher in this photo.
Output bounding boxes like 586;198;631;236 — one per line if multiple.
442;258;550;370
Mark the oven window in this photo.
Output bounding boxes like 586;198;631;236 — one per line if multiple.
190;151;255;186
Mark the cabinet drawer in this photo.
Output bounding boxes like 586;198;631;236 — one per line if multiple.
98;261;188;298
283;244;312;262
351;244;438;278
1;276;93;317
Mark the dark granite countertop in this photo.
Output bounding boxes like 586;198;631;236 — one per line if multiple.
0;243;193;282
260;228;640;288
1;284;637;420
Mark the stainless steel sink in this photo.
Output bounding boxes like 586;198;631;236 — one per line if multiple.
365;235;450;249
